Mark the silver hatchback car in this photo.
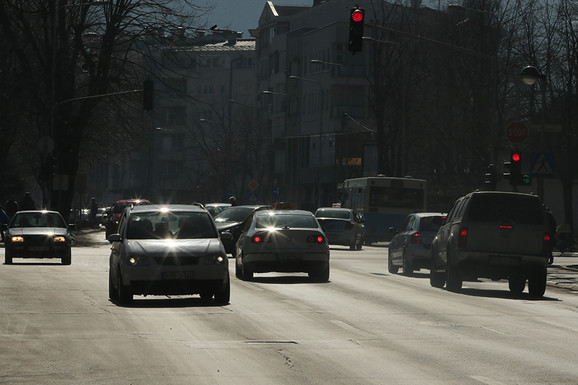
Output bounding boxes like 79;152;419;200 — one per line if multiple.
107;204;231;305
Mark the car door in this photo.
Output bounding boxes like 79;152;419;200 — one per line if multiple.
390;215;411;265
435;197;466;266
109;211;128;283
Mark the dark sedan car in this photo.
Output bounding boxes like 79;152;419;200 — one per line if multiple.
3;210;74;265
213;205;271;256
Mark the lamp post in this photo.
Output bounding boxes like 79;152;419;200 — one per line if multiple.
289;75;324;207
520;65;547;199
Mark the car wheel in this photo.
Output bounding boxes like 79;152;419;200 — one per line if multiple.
117;271;133;305
4;250;13;265
235;256;243;279
309;263;330;282
109;271;118;301
387;249;399;274
429;247;445;288
528;267;547;297
240;255;253;281
214;276;230;305
402;250;413;276
61;250;71;265
445;253;462;291
355;235;363;250
508;273;526;295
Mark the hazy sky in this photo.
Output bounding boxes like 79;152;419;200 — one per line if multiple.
199;0;311;37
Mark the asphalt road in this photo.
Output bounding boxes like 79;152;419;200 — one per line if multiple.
1;229;577;384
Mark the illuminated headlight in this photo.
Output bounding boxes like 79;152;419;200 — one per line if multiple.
127;256;150;266
11;236;24;243
53;236;66;243
204;255;226;264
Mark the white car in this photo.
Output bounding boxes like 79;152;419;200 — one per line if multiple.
235;210;330;281
108;204;231;305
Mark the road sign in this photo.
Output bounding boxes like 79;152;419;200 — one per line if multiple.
505;121;529;143
530;152;555;177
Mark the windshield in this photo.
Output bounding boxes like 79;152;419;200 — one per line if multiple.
255;213;318;229
214;207;256;223
127;211;217;240
11;212;66;228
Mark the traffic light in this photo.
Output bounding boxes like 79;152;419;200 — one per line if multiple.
520;174;532;185
143;79;154;110
348;7;365;53
510;150;522;185
484;164;497;190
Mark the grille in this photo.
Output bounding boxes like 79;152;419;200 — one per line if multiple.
153;256;200;265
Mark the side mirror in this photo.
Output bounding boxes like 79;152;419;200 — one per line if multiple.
220;231;233;241
68;223;76;231
107;233;121;243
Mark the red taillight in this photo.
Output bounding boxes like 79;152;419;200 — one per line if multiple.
410;232;421;244
307;234;325;243
499;225;513;229
544;234;551;242
252;234;264;244
458;228;468;248
543;233;553;252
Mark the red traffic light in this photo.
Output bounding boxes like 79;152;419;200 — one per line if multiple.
511;152;520;162
351;9;364;22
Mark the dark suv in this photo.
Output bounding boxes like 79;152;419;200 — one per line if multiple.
430;191;553;297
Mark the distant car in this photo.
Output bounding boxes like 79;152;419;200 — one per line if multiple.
387;212;446;275
107;204;231;305
314;207;365;250
235;209;330;281
213;205;271;256
430;191;552;297
204;203;232;217
3;210;74;265
104;199;151;238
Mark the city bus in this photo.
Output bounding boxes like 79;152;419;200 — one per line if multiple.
340;176;427;244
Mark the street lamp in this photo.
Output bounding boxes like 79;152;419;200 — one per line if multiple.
520;65;547;198
289;75;324;207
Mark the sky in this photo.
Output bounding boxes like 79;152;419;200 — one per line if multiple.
198;0;311;37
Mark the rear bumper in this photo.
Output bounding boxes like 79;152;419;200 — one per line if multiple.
454;251;548;278
243;252;329;273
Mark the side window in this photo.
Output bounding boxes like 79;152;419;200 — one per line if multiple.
242;214;254;232
455;197;470;220
445;198;463;222
407;216;416;231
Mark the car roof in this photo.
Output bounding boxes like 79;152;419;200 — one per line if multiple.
255;209;314;216
410;212;447;217
14;210;61;215
205;203;232;207
115;199;150;204
129;204;207;213
316;207;352;211
467;190;539;199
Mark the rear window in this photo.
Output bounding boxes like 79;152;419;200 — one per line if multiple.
256;214;318;229
419;216;445;231
467;194;543;224
315;209;350;220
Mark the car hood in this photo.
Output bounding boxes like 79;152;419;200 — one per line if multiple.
8;227;69;236
125;238;225;255
215;222;242;231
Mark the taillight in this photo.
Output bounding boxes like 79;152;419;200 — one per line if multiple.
307;234;325;243
252;234;265;243
543;233;553;252
458;228;468;248
410;232;421;244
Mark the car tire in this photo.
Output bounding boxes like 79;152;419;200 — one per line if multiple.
214;276;230;305
4;250;13;265
445;253;462;291
528;267;547;297
402;250;413;276
117;272;133;305
61;250;71;265
109;272;118;301
309;263;330;282
508;273;526;295
235;257;243;279
356;235;363;250
387;249;399;274
239;255;253;281
430;269;445;288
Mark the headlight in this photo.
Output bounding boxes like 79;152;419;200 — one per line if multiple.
11;236;24;243
204;255;226;265
127;255;150;266
53;236;66;243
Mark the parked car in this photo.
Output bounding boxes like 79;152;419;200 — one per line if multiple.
430;191;553;297
104;199;151;238
235;209;330;281
388;212;446;275
3;210;74;265
213;205;271;256
314;207;365;250
107;204;231;305
204;203;232;217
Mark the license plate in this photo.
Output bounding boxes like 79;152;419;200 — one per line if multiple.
162;271;195;280
279;254;301;262
489;256;520;266
29;246;49;251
